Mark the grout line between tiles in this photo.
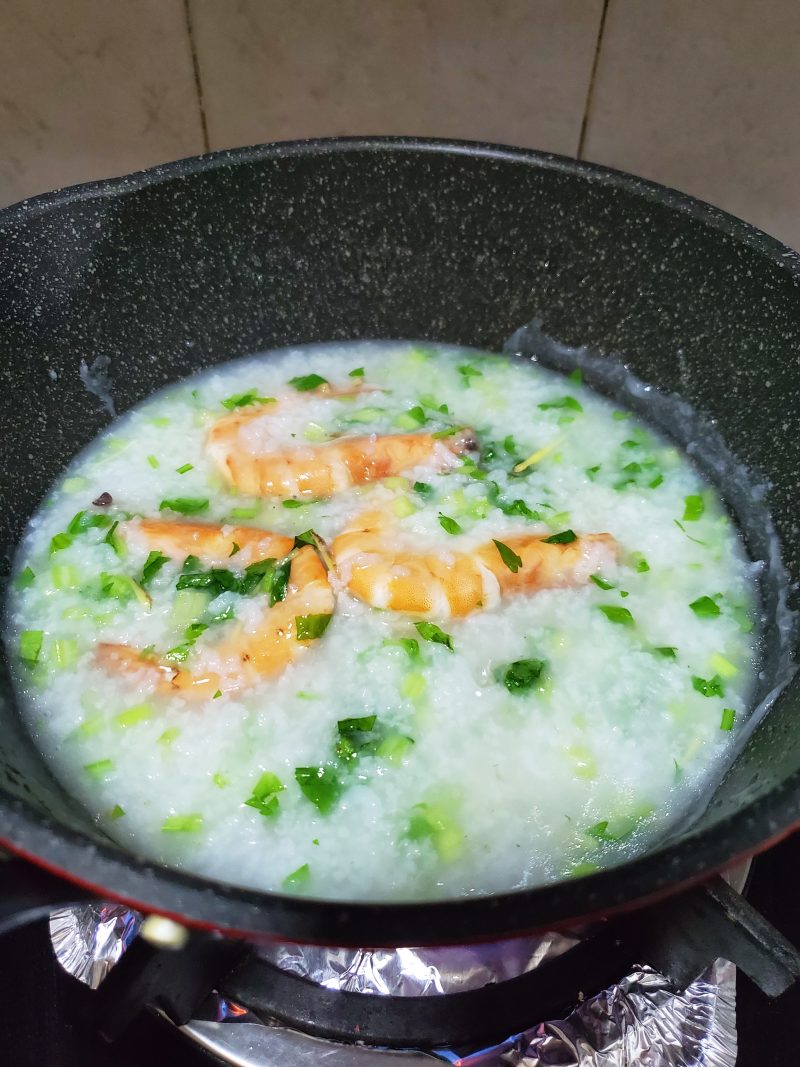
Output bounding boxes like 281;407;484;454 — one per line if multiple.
577;0;611;160
183;0;210;153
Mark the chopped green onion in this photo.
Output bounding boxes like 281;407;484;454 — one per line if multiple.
709;652;738;679
283;499;307;509
348;367;365;378
295;613;333;640
400;672;426;700
692;674;725;698
653;646;677;658
176;463;194;474
586;820;616;843
689;595;721;618
115;703;152;728
54;638;79;669
415;621;454;652
586;464;601;480
568;368;583;384
229;542;240;557
147;455;160;469
383;637;421;661
50;532;73;554
458;364;482;384
19;630;43;665
542;529;577;544
438;513;462;535
221;389;275;410
501;658;545;694
377;734;415;762
720;708;736;731
140;550;170;586
158;727;181;746
15;566;36;590
338;714;378;734
230;505;260;520
161;813;203;833
493;539;522;573
407;405;427;425
597;605;635;627
407;802;462;860
110;804;125;820
212;772;229;788
51;563;80;589
282;863;311;889
432;426;461;439
212;690;222;699
538;396;583;413
590;574;614;590
84;759;114;778
295;765;343;813
414;481;433;498
104;520;126;558
632;553;650;573
612;411;631;421
392;496;417;519
683;495;705;521
244;771;284;817
159;497;209;515
289;373;328;392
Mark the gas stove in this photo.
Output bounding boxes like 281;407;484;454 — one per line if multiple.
2;834;800;1066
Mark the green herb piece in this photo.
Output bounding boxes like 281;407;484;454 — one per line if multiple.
338;714;378;735
176;463;194;474
289;373;328;392
382;637;421;662
683;495;705;521
653;646;677;658
50;532;73;554
586;464;601;480
147;454;160;469
19;630;43;665
438;513;462;535
612;410;631;421
115;703;152;728
503;434;518;453
709;652;738;679
720;707;736;731
209;604;235;625
230;505;260;520
348;367;365;378
212;772;229;788
159;497;209;516
492;492;540;520
269;558;291;605
110;804;125;820
221;389;276;410
68;511;113;536
212;690;222;700
415;621;454;652
432;426;461;439
689;595;721;618
244;771;285;817
295;765;343;813
493;539;522;573
458;364;482;384
597;605;635;627
84;759;114;778
158;727;181;746
590;574;614;590
413;481;433;498
692;674;725;698
54;638;78;669
632;553;650;573
586;820;616;843
568;368;583;384
228;541;241;558
649;474;664;489
407;405;427;425
538;396;583;413
141;550;170;586
161;813;203;833
293;529;319;548
377;734;415;762
295;613;332;640
16;566;36;590
184;621;208;641
542;529;577;544
103;520;126;558
407;801;462;861
501;658;545;694
283;863;310;889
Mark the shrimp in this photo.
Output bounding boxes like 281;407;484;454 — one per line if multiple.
206;389;477;498
123;518;294;567
96;537;334;700
332;509;618;619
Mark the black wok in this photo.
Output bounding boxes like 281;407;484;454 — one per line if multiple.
1;137;799;947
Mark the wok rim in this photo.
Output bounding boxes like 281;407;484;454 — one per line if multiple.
1;135;799;945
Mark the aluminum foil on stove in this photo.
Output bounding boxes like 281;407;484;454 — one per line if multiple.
48;902;737;1066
